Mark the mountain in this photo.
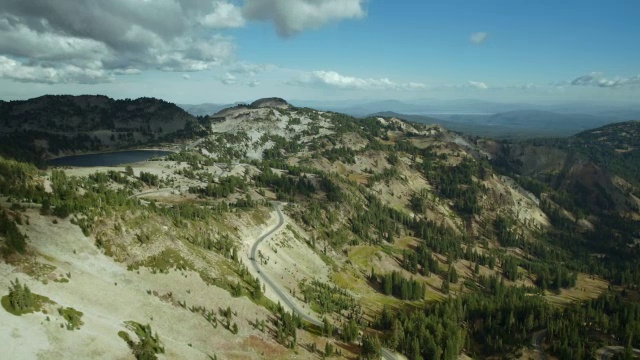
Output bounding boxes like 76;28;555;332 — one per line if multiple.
1;97;639;360
179;98;290;119
0;95;195;132
489;120;640;214
249;97;290;109
0;95;206;163
178;103;231;116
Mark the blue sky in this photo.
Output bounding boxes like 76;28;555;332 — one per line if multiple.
0;0;638;105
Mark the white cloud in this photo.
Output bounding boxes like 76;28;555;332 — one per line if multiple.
0;56;114;84
182;74;191;80
243;0;366;37
201;1;245;28
219;72;237;85
287;70;426;91
470;32;488;44
113;68;142;75
218;72;263;87
570;72;640;88
405;82;428;90
227;61;273;76
0;0;369;84
468;80;488;89
0;0;242;83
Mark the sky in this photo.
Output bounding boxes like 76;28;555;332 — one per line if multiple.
0;0;639;105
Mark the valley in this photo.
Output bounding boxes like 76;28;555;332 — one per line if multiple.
1;96;640;360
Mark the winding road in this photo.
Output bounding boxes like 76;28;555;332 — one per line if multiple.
531;329;547;360
596;346;640;360
249;203;399;360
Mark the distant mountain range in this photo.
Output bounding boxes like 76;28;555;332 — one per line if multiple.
371;110;617;138
289;98;640;119
178;103;233;117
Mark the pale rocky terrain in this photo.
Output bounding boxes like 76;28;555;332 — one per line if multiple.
0;199;307;360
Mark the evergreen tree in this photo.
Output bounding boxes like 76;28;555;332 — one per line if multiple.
361;334;382;359
324;341;334;357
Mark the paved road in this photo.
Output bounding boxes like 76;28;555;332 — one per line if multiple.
184;137;205;150
129;188;175;198
596;345;640;360
249;203;399;360
531;329;547;360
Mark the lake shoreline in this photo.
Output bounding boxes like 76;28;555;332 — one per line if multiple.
48;149;175;167
46;146;179;161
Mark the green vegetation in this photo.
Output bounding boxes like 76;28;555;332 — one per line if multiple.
300;279;360;317
361;334;382;359
322;146;357;164
58;306;84;330
272;302;303;349
139;171;159;186
0;208;27;254
545;292;640;359
376;270;426;301
202;132;250;162
341;318;359;342
427;159;482;215
120;322;165;360
572;121;640;186
375;278;544;359
2;278;52;316
3;278;34;314
0;95;208;163
189;175;248;198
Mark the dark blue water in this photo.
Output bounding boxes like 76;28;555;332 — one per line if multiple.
48;150;173;167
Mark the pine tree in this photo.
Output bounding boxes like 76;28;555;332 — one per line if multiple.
324;341;334;357
8;278;33;312
361;334;382;359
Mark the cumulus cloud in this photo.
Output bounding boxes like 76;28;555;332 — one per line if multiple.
0;0;369;84
468;81;488;89
201;1;246;28
182;74;191;80
0;56;114;84
470;32;488;44
218;71;264;87
286;70;426;91
0;0;369;85
0;0;246;83
227;61;273;76
570;72;640;88
219;72;237;85
243;0;366;37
